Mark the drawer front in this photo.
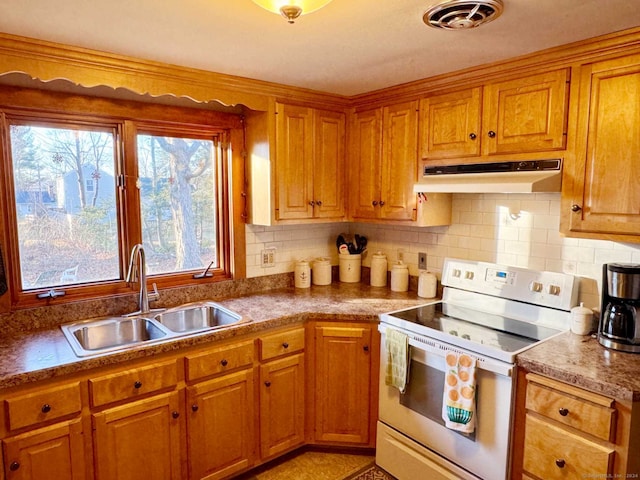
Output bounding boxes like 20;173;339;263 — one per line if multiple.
259;327;305;361
5;382;82;431
526;381;616;441
89;359;178;407
523;414;614;479
186;340;254;382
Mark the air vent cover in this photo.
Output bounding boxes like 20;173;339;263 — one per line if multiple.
424;0;504;30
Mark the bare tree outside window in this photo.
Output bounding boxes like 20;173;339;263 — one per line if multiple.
137;134;218;275
10;124;119;289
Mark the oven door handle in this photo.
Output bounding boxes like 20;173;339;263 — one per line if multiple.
407;338;513;377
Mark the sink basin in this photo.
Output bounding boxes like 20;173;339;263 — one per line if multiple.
61;301;246;357
62;317;168;356
154;302;244;333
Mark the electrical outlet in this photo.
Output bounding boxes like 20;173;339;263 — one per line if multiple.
418;252;427;270
261;248;276;268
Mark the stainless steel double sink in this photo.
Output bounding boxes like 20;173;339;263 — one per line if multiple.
61;301;247;357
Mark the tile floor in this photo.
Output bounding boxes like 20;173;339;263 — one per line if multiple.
235;450;376;480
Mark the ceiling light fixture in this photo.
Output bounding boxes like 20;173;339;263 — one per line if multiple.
252;0;334;24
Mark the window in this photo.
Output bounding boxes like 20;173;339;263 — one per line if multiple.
0;88;240;309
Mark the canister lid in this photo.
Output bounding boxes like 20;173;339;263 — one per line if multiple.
372;251;387;259
392;261;408;270
570;302;593;315
313;257;331;265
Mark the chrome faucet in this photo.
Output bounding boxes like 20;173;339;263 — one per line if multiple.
125;244;159;316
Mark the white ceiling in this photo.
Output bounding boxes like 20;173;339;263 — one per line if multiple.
0;0;638;97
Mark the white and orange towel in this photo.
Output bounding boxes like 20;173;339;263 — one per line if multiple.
384;328;409;393
442;351;477;433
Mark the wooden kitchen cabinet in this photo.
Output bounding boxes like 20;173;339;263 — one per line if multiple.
311;322;379;446
258;327;305;459
350;102;451;225
419;87;482;160
563;53;640;241
92;391;183;480
419;70;569;162
2;419;85;480
245;101;345;225
514;373;640;480
186;369;255;480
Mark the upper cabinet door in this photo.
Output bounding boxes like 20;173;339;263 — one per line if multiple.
350;108;382;220
482;69;569;155
381;101;418;221
313;109;345;219
420;87;482;160
275;103;314;220
566;54;640;237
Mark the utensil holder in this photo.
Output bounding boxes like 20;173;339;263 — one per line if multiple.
339;253;361;283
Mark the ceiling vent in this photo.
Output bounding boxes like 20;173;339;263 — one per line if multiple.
423;0;504;30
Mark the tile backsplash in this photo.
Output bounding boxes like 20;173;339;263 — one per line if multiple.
246;193;640;311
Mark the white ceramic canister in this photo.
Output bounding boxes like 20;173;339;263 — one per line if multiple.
418;271;438;298
312;257;332;286
294;260;311;288
370;251;388;287
390;261;409;292
339;253;362;283
570;302;594;335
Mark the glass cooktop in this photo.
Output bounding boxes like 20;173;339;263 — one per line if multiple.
388;301;563;355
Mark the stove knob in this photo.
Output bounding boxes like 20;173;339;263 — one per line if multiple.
530;281;543;293
461;334;471;340
548;285;561;295
449;330;458;336
464;271;474;280
452;269;461;278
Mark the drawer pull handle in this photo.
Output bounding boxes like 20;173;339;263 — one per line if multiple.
134;381;143;389
172;411;180;419
9;461;20;471
558;408;569;416
221;359;228;367
265;381;271;387
555;459;566;468
191;404;199;412
41;404;51;413
282;342;289;349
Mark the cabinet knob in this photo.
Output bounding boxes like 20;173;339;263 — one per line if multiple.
265;381;271;387
316;200;322;206
363;345;369;352
558;408;569;416
220;359;228;367
571;204;582;212
191;404;199;412
487;130;496;138
9;461;20;471
134;381;143;389
282;342;289;349
469;133;477;140
379;200;385;206
41;403;51;413
372;200;378;206
172;411;180;419
308;200;315;206
555;459;566;468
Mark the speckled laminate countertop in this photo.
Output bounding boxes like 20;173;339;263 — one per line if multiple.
517;331;640;402
0;283;430;390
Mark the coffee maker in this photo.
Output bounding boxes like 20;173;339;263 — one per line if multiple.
598;263;640;353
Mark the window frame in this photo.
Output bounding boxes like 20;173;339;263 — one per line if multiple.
0;85;244;311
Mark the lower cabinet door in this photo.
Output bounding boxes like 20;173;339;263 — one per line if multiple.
92;392;182;480
187;369;255;480
2;419;85;480
259;353;305;459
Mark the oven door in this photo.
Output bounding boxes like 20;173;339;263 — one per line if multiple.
377;324;515;480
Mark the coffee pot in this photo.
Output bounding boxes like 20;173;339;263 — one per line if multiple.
598;263;640;353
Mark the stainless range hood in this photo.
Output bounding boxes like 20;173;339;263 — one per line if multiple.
414;159;562;193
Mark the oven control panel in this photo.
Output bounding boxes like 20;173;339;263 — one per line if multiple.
442;258;579;311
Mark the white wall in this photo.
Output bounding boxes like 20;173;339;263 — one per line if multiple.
245;193;640;310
